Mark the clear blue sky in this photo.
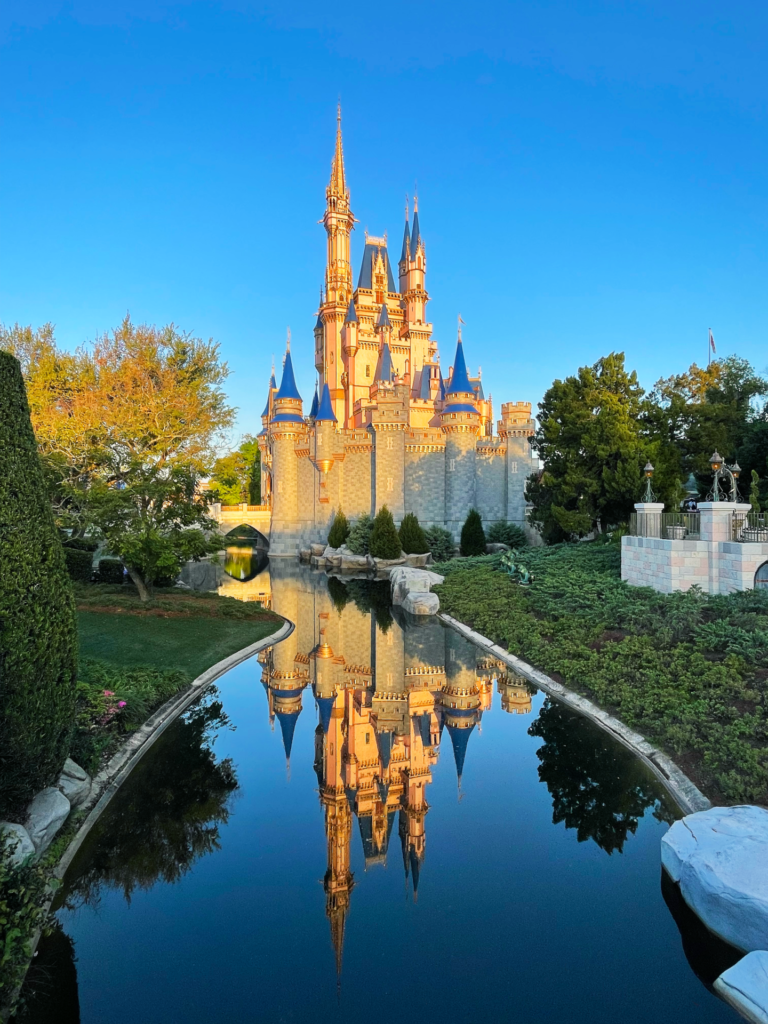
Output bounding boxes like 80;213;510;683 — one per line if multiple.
2;1;767;442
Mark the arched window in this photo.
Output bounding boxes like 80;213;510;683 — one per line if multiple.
755;562;768;590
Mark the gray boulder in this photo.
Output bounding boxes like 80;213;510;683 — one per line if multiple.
0;822;35;866
714;950;768;1024
403;592;440;616
25;787;71;854
57;757;91;808
340;550;370;570
390;566;444;606
403;552;431;567
661;805;768;952
311;543;326;556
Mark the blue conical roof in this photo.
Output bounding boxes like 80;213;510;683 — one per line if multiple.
315;695;335;734
417;712;432;747
377;779;390;806
276;349;302;402
376;730;393;770
409;847;421;895
309;385;319;419
446;339;473;395
446;721;475;781
410;208;421;253
315;312;323;331
315;383;337;423
400;215;410;262
276;710;300;761
438;371;446;401
261;372;277;417
345;787;357;814
345;299;358;324
375;342;395;383
377;303;391;328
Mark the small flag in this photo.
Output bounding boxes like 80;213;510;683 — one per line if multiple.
458;314;465;325
709;328;716;354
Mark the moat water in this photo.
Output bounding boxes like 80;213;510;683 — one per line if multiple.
20;555;737;1023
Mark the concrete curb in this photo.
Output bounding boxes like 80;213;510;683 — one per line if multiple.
439;612;711;816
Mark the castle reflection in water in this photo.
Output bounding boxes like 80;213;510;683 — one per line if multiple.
253;562;532;979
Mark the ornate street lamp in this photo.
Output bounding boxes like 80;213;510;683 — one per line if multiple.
642;461;656;502
707;452;741;502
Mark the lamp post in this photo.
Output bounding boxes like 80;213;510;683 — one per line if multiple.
642;461;655;502
707;451;741;502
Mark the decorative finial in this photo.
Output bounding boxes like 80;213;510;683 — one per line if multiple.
337;100;341;127
405;193;409;219
286;326;291;352
457;313;465;342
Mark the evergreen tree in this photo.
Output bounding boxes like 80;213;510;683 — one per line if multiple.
460;508;486;556
750;470;762;513
487;521;526;548
398;512;428;554
369;506;402;560
424;525;455;562
328;509;350;548
347;513;373;555
0;352;78;817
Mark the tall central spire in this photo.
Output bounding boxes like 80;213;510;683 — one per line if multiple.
328;103;347;199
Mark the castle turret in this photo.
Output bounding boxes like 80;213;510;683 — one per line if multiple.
441;332;481;538
398;199;410;294
404;196;427;326
342;299;359;426
269;337;304;552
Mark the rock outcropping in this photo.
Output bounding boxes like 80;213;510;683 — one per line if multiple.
389;567;444;616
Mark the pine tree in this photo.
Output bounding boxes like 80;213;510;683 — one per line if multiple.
369;505;402;560
487;521;526;549
328;509;350;548
750;470;762;513
347;513;373;555
460;508;486;556
398;512;429;554
424;525;455;562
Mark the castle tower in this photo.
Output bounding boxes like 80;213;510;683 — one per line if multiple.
441;332;481;538
498;401;536;524
342;299;359;427
440;631;481;789
269;338;305;553
321;105;355;422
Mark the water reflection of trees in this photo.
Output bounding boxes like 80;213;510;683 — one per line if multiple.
529;699;674;854
61;691;238;908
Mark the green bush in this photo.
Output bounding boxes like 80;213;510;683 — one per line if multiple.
64;547;94;582
95;558;125;584
328;509;350;548
424;525;455;562
0;846;50;1011
0;352;78;818
460;508;486;556
369;505;402;560
347;513;374;555
487;521;526;549
398;512;429;554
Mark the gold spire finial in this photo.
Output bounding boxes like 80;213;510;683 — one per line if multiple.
286;326;291;352
328;103;347;198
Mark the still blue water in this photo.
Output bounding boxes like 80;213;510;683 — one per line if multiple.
22;561;736;1023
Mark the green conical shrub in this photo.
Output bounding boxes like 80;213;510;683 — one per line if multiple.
424;525;455;562
398;512;429;554
369;505;402;560
347;513;373;555
0;352;78;817
460;508;486;557
328;509;350;548
487;521;526;549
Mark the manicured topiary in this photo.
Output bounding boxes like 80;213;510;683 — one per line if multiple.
487;521;527;549
0;352;78;818
424;525;455;563
398;512;429;554
347;513;373;555
369;505;402;560
63;536;99;552
95;558;125;584
460;508;486;556
327;509;350;549
63;547;94;582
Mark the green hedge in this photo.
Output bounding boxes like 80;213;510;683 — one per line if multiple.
64;547;94;582
95;558;125;584
0;352;78;818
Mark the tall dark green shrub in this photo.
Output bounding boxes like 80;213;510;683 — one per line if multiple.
460;508;486;556
63;547;94;582
369;506;402;560
398;512;429;554
347;513;373;555
328;509;350;549
0;352;78;817
95;558;125;584
487;521;527;549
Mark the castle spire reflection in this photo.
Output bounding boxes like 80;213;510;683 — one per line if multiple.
259;565;532;986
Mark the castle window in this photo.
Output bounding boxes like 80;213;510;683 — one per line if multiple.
365;365;371;378
510;461;518;473
387;476;393;492
449;459;455;472
386;436;393;450
365;732;370;744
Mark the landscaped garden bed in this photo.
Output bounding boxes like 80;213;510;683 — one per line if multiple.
434;543;768;806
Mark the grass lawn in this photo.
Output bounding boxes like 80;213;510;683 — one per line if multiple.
434;544;768;806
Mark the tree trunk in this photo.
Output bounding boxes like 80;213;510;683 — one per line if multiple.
126;566;152;602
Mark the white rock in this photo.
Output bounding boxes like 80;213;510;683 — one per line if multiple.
402;592;440;616
661;805;768;952
57;757;91;808
310;543;326;556
322;545;340;558
25;787;70;854
714;951;768;1024
340;552;370;569
0;822;35;866
403;552;431;567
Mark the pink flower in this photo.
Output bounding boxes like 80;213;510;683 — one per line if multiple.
103;690;115;697
118;701;127;708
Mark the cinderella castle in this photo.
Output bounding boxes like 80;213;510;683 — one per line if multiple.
258;109;535;554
